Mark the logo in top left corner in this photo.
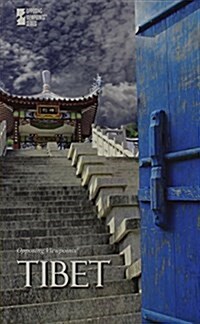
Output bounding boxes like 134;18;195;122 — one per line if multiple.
16;8;26;26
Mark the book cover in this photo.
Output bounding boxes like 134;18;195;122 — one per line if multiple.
0;1;140;323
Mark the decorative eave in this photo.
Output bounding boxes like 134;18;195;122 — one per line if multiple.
0;88;99;109
0;70;101;110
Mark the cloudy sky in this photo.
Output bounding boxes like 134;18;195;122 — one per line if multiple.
0;0;137;127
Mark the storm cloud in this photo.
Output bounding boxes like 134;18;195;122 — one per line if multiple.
0;0;136;127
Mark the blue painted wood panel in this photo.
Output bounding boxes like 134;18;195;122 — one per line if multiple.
135;0;187;27
135;0;200;322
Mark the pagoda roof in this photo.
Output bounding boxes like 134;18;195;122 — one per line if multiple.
0;71;101;107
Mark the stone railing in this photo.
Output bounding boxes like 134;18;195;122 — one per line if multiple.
0;120;7;156
68;143;141;292
92;124;138;158
126;137;139;157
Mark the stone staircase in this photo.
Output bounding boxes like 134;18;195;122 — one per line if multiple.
0;148;141;323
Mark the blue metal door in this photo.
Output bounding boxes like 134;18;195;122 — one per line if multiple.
135;1;200;323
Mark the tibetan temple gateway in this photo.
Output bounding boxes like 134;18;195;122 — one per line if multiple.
0;71;101;149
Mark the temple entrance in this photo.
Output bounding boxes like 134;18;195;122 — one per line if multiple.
19;123;74;149
0;70;101;150
20;135;57;149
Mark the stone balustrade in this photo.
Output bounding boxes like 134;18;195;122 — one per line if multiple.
68;142;141;291
0;120;7;157
92;124;138;158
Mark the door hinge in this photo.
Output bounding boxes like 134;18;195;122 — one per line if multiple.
149;110;166;228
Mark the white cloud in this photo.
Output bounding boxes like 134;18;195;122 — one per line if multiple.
96;82;137;127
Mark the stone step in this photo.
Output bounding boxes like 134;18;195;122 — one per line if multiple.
0;162;74;167
0;173;72;177
0;180;81;185
0;151;140;323
0;167;77;173
0;280;134;307
0;205;96;215
0;167;75;173
0;160;70;164
0;172;80;176
0;224;108;239
0;161;71;166
0;233;110;251
0;161;71;168
6;149;50;154
0;185;85;193
0;184;86;190
0;157;50;161
0;175;78;180
0;171;77;175
55;312;141;324
0;196;89;208
1;155;62;159
6;149;49;154
0;294;141;323
0;200;94;208
0;244;119;262
0;181;81;186
0;168;76;172
0;161;71;167
0;265;126;288
0;194;88;202
0;163;73;167
0;256;124;274
0;166;78;172
0;218;102;231
0;189;87;198
0;163;73;168
0;195;90;203
0;212;97;222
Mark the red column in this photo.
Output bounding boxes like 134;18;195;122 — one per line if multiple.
13;117;20;149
